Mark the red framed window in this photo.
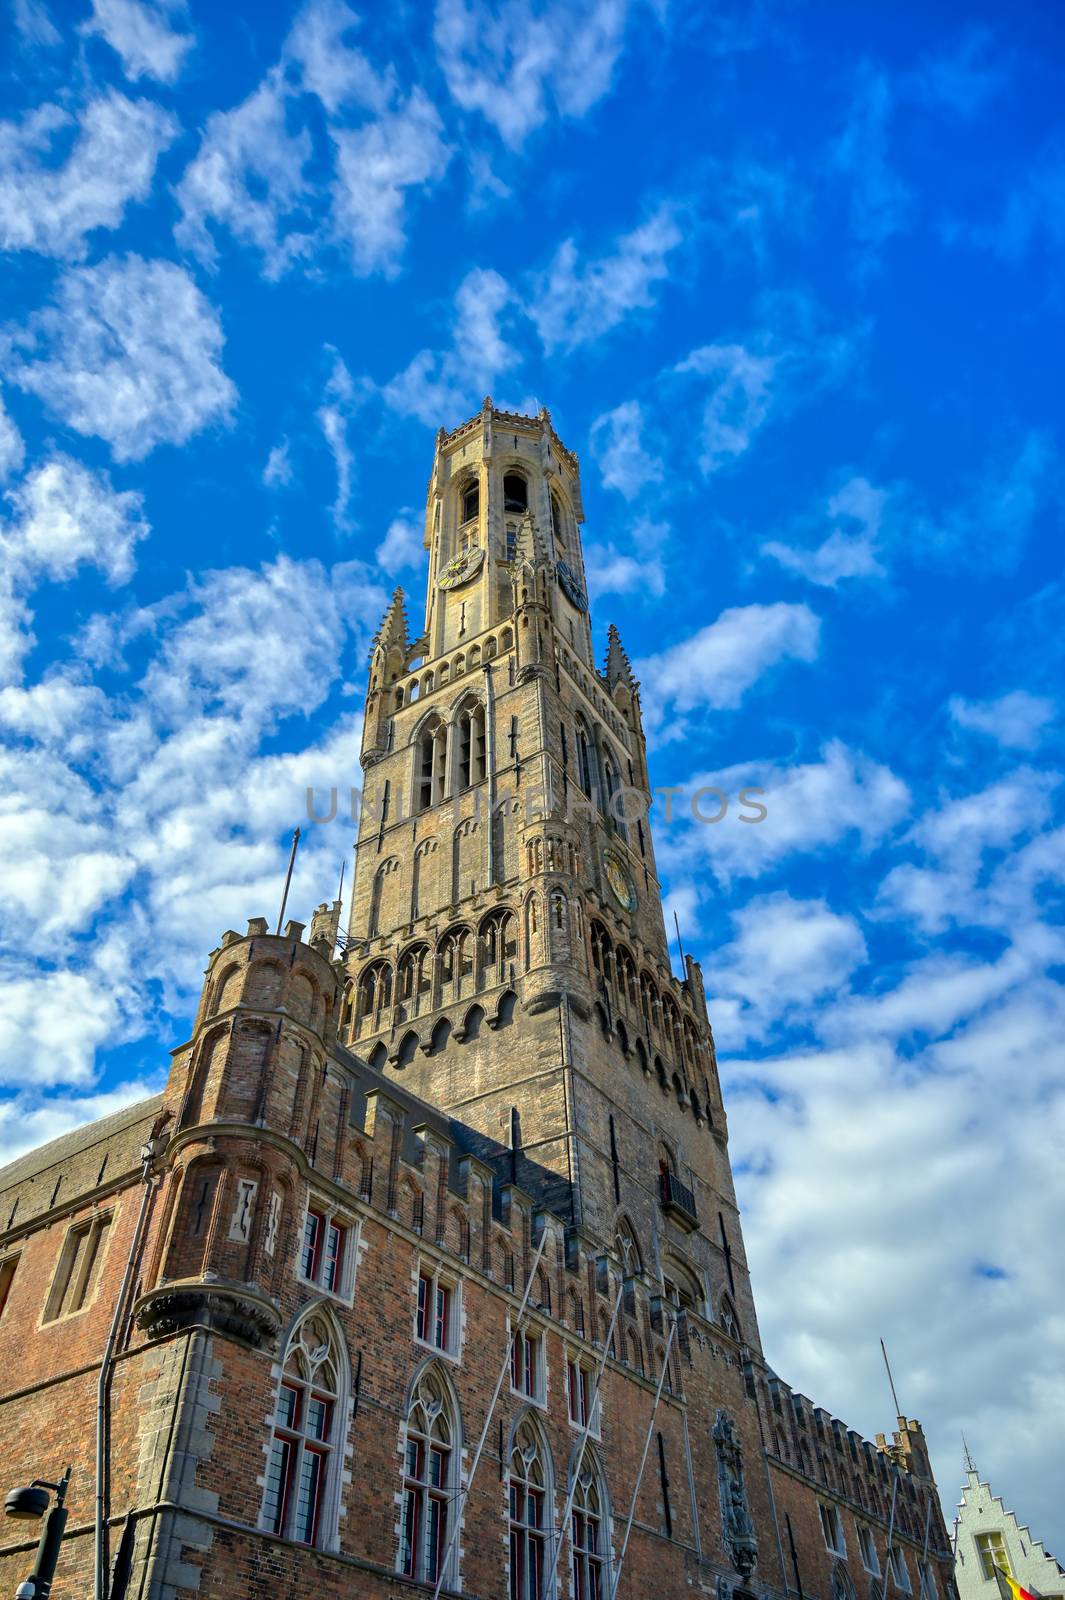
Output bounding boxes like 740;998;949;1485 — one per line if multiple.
511;1327;541;1398
568;1359;591;1427
416;1270;452;1350
300;1208;349;1294
262;1316;338;1547
401;1369;453;1583
301;1210;323;1281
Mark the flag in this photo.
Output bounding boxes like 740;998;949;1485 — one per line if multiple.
995;1567;1041;1600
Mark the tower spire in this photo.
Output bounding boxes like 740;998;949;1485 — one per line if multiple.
604;622;638;690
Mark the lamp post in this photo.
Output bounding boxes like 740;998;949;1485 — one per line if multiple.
4;1466;71;1600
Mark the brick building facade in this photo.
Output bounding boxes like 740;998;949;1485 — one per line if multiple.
0;401;955;1600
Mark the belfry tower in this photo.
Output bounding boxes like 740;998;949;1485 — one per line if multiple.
343;398;758;1346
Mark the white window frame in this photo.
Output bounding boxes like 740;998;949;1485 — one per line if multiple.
820;1503;847;1558
297;1200;357;1301
975;1533;1011;1583
42;1210;113;1324
919;1559;938;1600
510;1316;546;1406
857;1523;880;1575
565;1351;601;1437
890;1548;912;1592
414;1262;460;1360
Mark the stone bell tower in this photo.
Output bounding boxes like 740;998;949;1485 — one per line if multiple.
343;399;760;1351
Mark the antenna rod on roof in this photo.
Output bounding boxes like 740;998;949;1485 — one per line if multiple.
275;827;301;935
880;1336;903;1419
673;909;686;977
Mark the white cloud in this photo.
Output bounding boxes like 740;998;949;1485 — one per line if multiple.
675;343;776;475
0;1078;164;1168
909;769;1057;871
12;0;61;48
433;0;634;147
912;27;1006;119
0;455;149;683
85;0;194;84
5;255;236;461
656;740;911;883
330;91;450;276
911;431;1055;573
174;73;315;277
832;62;912;254
317;354;359;531
763;475;888;586
589;400;663;499
376;513;422;573
585;543;664;599
708;893;868;1048
283;0;392;115
636;601;821;736
0;393;25;482
950;690;1055;751
4;455;149;585
0;91;177;259
383;267;519;425
263;439;293;488
530;203;682;352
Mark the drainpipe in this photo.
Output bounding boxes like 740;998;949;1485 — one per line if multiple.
95;1135;162;1600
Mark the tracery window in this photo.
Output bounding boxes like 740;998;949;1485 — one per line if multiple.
262;1313;343;1547
401;1366;457;1585
457;701;487;789
509;1420;550;1600
571;1448;608;1600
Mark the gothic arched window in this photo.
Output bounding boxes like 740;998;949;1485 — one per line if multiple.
571;1447;608;1600
551;493;567;552
614;1218;642;1279
355;960;392;1035
456;700;486;789
462;480;479;524
262;1311;346;1548
509;1419;551;1600
504;471;528;514
576;720;593;797
401;1366;459;1586
719;1294;741;1342
415;716;447;812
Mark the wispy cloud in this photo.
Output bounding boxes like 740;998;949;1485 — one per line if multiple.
832;62;912;257
0;92;177;260
4;255;236;461
590;400;664;499
382;267;519;425
433;0;639;148
316;353;359;533
84;0;194;84
763;475;888;587
949;691;1056;752
530;202;683;352
911;27;1007;119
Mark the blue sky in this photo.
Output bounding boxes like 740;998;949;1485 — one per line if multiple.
1;0;1063;1552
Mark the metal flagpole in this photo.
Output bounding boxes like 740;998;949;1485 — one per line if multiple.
882;1469;900;1600
610;1317;678;1600
546;1282;626;1595
430;1228;549;1600
880;1338;902;1418
275;827;301;933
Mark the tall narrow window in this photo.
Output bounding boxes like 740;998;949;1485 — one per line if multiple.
462;481;479;523
401;1367;456;1585
504;472;528;514
44;1212;112;1322
262;1313;342;1547
511;1324;544;1401
576;723;592;797
299;1205;353;1296
571;1449;607;1600
457;703;487;789
0;1255;18;1319
416;719;447;812
509;1421;549;1600
416;1266;456;1353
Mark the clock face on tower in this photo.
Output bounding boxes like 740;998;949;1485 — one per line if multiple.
556;559;588;612
438;546;485;590
603;850;636;912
